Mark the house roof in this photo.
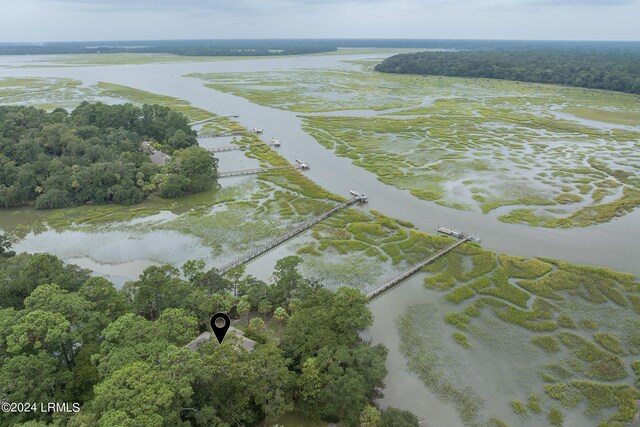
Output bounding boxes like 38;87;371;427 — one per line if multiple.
184;327;256;353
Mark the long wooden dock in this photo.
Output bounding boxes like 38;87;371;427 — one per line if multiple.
219;197;363;275
208;140;280;153
198;130;247;139
366;235;471;300
189;114;238;126
216;165;295;178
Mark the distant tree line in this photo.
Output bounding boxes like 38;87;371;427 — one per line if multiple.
2;39;640;57
0;103;217;209
375;49;640;95
0;249;420;426
0;40;337;56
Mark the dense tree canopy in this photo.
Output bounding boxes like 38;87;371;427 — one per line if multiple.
0;253;418;426
0;103;217;209
375;49;640;95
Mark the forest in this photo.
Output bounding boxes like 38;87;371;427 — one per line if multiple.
375;49;640;95
2;39;639;57
0;103;217;209
0;243;419;427
0;40;337;56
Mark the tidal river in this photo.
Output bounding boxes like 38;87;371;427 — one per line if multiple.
0;52;638;425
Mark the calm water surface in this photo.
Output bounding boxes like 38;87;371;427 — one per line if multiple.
0;54;638;424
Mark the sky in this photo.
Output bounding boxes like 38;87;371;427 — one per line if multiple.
1;0;639;42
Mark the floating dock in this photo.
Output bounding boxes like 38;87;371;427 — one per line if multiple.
295;158;310;169
438;226;481;243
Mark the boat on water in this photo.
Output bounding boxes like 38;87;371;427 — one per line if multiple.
349;189;368;203
295;158;310;169
437;226;481;243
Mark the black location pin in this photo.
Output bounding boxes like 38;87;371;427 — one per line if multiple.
210;312;231;344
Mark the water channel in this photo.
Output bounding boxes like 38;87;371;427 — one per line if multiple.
0;53;638;426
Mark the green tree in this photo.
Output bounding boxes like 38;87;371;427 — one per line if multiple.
271;255;307;305
7;309;79;369
226;265;246;297
379;408;420;427
168;129;195;150
90;362;181;426
6;253;89;308
297;357;323;419
258;299;272;318
0;353;72;424
156;173;189;198
198;268;232;295
157;308;198;346
248;344;294;424
24;284;94;326
360;404;381;427
92;313;169;377
79;277;131;338
182;258;206;283
273;306;289;337
0;232;15;257
236;297;251;319
248;317;265;333
122;265;190;320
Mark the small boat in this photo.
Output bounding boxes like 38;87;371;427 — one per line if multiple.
295;158;310;169
349;189;368;202
437;226;466;239
270;138;281;147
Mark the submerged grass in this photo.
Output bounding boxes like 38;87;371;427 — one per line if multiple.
401;238;640;426
190;64;640;227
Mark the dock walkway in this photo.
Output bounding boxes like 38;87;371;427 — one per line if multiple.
198;130;246;139
216;165;294;178
219;197;362;275
189;114;238;126
366;235;471;300
208;140;280;153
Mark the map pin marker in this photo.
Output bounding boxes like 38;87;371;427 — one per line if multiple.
210;312;231;344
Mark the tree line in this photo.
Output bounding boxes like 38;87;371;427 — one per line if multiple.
0;103;218;209
3;39;639;57
375;49;640;95
0;40;337;56
0;246;419;426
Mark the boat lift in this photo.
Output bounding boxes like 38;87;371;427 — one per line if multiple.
295;158;310;169
438;226;481;243
349;189;368;203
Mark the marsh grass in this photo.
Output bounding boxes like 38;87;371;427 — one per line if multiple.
403;244;640;425
191;65;640;227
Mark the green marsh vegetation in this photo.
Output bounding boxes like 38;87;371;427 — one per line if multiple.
0;79;456;289
16;49;419;68
96;82;213;121
191;64;640;227
399;246;640;426
0;77;212;123
0;114;452;290
0;77;92;110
